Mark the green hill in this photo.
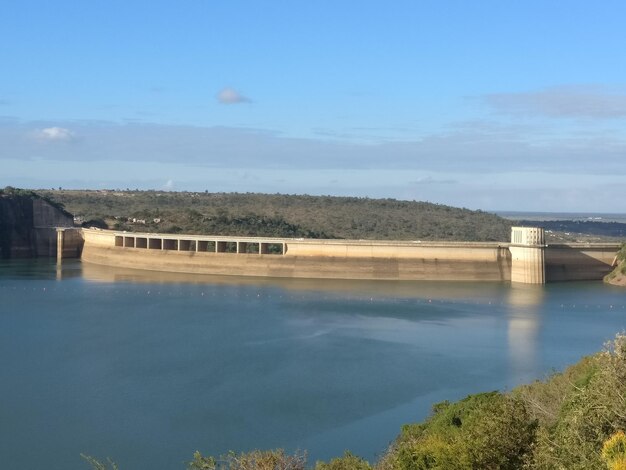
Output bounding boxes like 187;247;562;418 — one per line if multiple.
38;189;512;242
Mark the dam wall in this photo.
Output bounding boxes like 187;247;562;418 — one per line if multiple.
545;244;620;281
81;229;512;282
78;228;620;283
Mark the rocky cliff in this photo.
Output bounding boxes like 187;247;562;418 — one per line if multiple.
0;188;74;259
604;244;626;286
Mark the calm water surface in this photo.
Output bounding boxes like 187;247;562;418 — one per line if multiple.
1;260;625;469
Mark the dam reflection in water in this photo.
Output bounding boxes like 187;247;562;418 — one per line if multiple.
77;262;554;380
78;261;509;299
4;260;623;469
506;285;544;382
79;261;546;384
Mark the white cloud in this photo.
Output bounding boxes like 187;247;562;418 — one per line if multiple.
409;176;457;185
37;127;75;141
217;87;251;104
484;85;626;119
1;120;624;177
2;111;625;211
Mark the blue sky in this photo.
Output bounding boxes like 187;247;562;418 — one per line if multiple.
1;1;625;211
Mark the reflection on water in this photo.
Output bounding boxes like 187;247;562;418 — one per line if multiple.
70;261;599;392
1;259;625;469
78;261;509;300
506;285;544;381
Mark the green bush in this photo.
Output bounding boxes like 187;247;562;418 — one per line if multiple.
188;449;307;470
314;451;372;470
379;392;536;470
38;190;512;242
80;454;119;470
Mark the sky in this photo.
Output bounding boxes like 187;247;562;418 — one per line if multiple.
1;1;625;212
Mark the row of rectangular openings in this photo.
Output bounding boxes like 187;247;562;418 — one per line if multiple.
115;236;284;255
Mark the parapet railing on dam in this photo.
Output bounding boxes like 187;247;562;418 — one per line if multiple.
72;227;621;284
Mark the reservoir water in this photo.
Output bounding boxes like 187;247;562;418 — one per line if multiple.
1;260;625;469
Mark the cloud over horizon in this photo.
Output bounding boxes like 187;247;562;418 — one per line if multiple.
36;127;75;142
2;116;625;211
1;119;625;177
216;87;251;104
484;85;626;119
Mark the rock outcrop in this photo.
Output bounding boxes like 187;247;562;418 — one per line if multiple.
0;188;74;259
604;244;626;286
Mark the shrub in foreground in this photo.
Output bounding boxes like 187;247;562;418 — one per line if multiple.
188;449;307;470
378;392;536;470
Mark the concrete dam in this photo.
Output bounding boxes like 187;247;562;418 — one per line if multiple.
70;226;620;284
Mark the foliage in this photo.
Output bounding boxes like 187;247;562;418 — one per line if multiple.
80;453;119;470
378;392;536;470
378;333;626;470
518;219;626;242
603;431;626;470
38;189;513;241
513;356;597;429
314;451;372;470
519;334;626;469
1;186;69;214
188;449;307;470
82;217;109;229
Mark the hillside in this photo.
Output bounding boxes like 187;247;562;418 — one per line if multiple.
605;244;626;286
38;190;513;242
517;219;626;243
371;333;626;470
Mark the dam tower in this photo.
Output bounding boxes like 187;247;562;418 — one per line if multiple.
509;227;546;284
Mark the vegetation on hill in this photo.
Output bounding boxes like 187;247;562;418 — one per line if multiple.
605;244;626;287
517;219;626;243
379;333;626;470
83;334;626;470
38;189;512;241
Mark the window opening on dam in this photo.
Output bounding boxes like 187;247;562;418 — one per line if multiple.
238;242;261;254
112;234;286;256
217;241;237;253
163;239;178;250
197;241;216;252
179;240;193;251
261;243;285;255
